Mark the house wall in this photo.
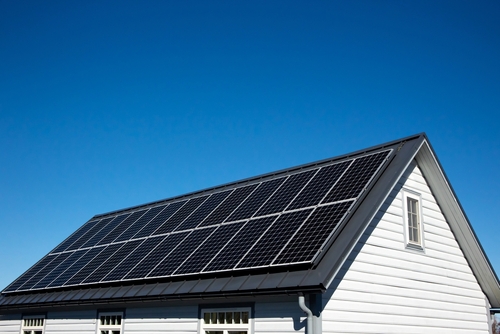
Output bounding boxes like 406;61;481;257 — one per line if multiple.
0;297;305;334
322;160;491;333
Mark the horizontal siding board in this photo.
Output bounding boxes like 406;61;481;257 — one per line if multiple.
0;319;21;334
322;163;489;333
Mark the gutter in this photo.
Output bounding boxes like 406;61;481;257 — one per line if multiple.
298;293;313;334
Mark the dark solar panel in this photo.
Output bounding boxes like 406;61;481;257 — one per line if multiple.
203;216;277;272
255;170;316;216
147;228;216;278
274;201;354;264
92;213;130;246
199;184;258;227
18;253;72;291
4;148;393;293
124;233;189;280
236;209;313;269
47;247;104;288
322;150;390;203
51;220;100;253
287;160;352;210
64;244;122;286
152;196;209;236
173;191;231;231
82;240;143;284
226;178;286;222
65;217;114;251
175;222;244;275
113;205;166;243
102;237;161;282
31;251;84;290
132;201;186;239
4;255;57;292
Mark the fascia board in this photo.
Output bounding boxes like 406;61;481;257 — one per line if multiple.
415;140;500;307
301;135;425;289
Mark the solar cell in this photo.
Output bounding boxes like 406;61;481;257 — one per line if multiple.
98;210;148;246
287;160;352;210
4;255;57;292
51;219;100;253
47;247;104;288
203;216;277;272
322;150;390;204
132;201;186;239
31;251;85;290
65;217;114;251
64;244;122;286
113;205;166;243
152;196;209;235
274;201;353;264
80;214;129;249
175;222;244;275
102;236;163;282
18;253;72;291
255;170;316;216
92;213;130;246
82;240;143;284
236;209;313;269
173;191;231;231
124;233;188;280
226;178;285;222
148;227;216;278
198;184;258;227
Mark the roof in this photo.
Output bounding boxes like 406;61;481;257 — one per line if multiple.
1;133;499;311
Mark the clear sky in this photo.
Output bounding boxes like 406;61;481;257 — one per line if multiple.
0;1;499;290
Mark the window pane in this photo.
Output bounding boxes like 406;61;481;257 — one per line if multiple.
206;332;223;334
234;312;241;324
210;312;217;324
226;312;233;324
228;332;247;334
242;312;249;324
218;312;225;324
204;312;210;324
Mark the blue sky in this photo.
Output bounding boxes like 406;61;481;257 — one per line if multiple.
0;1;499;290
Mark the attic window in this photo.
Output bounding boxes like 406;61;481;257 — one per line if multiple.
21;316;45;334
200;307;252;334
403;190;424;249
97;313;123;334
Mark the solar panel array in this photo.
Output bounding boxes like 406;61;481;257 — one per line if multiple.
4;149;392;293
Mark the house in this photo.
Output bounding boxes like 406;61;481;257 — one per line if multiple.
0;133;499;334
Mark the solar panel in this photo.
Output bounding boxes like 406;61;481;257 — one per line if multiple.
274;201;354;264
255;170;316;216
113;206;165;243
101;237;160;282
146;228;215;278
152;196;209;235
198;184;258;227
175;222;245;275
173;191;231;231
3;148;392;293
226;178;285;221
236;209;313;269
132;201;186;239
64;244;122;286
123;233;188;280
51;219;100;253
322;151;389;203
46;248;104;288
203;216;277;272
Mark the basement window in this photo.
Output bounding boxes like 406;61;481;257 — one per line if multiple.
97;313;123;334
200;308;252;334
21;316;45;334
403;189;424;250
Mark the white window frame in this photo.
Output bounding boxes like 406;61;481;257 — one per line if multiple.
21;315;45;334
402;189;424;250
96;312;124;334
199;307;253;334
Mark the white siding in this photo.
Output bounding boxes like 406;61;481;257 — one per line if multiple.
45;310;96;334
322;161;491;334
0;315;20;334
124;305;198;334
